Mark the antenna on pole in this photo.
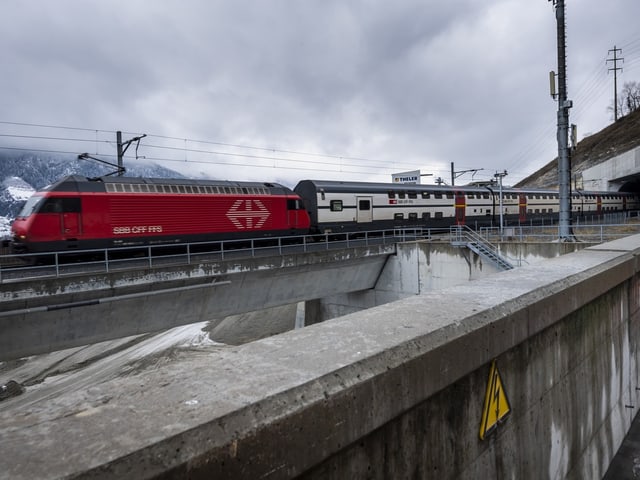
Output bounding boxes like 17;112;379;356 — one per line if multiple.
548;0;573;241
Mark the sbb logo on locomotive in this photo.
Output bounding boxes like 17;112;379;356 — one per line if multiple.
112;225;163;235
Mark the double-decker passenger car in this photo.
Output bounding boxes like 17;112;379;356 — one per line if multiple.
11;175;310;253
293;180;640;233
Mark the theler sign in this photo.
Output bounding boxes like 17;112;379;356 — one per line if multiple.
391;170;421;184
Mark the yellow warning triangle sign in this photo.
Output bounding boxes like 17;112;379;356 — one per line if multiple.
479;360;511;440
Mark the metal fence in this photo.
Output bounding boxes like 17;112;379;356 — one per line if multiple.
0;229;414;283
479;223;640;243
2;218;639;283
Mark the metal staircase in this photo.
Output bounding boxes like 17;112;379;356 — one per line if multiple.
449;225;514;271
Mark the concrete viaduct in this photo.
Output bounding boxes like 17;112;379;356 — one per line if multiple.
1;235;640;478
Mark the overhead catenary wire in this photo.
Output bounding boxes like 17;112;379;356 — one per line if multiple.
0;121;443;176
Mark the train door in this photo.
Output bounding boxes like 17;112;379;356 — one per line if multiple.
356;196;373;223
287;198;301;228
519;194;527;223
455;192;466;225
61;198;82;238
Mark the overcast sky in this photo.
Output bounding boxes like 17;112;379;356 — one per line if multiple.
2;1;640;187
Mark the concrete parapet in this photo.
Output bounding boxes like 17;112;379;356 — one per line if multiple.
1;236;640;478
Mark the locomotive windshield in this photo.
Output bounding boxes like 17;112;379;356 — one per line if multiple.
16;195;44;219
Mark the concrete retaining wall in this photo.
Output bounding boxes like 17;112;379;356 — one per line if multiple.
310;240;591;323
1;237;638;478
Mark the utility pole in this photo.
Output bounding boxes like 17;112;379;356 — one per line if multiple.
494;170;508;238
607;46;624;121
116;131;147;176
549;0;573;241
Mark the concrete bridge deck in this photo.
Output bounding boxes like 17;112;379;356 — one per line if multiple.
0;243;395;361
1;235;640;478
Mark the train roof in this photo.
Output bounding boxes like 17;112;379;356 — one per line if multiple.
295;179;489;194
295;179;540;194
43;175;293;194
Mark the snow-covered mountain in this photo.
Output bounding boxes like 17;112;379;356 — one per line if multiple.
0;176;35;234
0;151;187;237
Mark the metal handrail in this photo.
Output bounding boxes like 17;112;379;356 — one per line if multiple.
3;220;639;283
450;225;514;270
0;229;412;283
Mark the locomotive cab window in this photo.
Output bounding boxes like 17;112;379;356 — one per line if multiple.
40;197;81;214
330;200;343;212
17;196;44;218
287;199;303;210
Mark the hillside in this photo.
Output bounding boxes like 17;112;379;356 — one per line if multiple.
515;108;640;189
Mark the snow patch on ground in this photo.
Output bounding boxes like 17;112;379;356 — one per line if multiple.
0;321;225;408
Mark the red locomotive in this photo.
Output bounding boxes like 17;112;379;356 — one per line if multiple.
10;175;310;253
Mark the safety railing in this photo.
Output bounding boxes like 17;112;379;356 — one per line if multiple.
0;229;416;283
450;225;514;270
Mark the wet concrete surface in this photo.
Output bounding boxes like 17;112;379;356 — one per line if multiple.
604;409;640;479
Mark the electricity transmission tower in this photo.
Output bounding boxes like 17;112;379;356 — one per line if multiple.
607;46;624;121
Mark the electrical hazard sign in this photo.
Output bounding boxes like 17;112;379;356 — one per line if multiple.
479;360;511;440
